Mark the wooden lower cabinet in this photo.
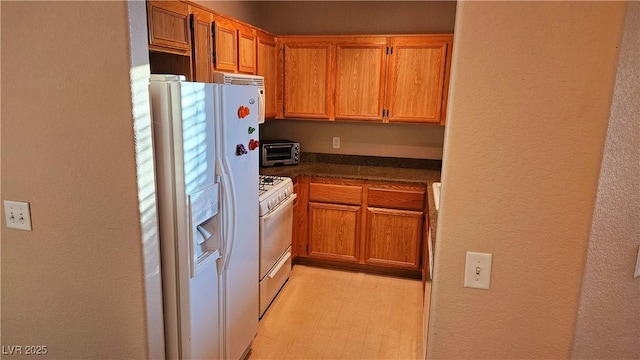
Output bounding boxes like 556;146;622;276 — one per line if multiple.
365;207;422;269
308;202;361;262
292;176;428;279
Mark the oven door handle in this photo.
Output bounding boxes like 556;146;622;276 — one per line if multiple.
262;193;297;221
268;252;292;279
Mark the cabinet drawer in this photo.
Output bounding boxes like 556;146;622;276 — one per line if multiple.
309;183;362;205
367;186;425;211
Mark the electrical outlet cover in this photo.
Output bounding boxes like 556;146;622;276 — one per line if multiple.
4;200;32;231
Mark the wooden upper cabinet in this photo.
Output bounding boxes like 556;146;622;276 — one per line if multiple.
237;24;257;74
189;7;213;82
334;38;388;121
212;14;237;72
386;35;453;124
277;34;453;124
282;39;333;119
256;31;278;119
147;1;191;54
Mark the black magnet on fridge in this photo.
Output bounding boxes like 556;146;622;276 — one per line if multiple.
236;144;248;156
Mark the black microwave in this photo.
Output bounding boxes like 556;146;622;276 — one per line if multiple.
260;140;300;167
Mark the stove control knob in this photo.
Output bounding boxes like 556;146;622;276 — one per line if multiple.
287;185;293;195
268;199;276;209
278;193;285;201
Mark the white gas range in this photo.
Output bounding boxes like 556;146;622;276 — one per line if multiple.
258;175;296;318
259;175;294;216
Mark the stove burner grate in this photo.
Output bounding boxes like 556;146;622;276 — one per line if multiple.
258;175;284;196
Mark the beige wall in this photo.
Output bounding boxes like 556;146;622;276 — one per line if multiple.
571;3;640;358
428;2;626;359
261;120;445;159
1;2;149;357
256;1;456;35
256;1;456;160
193;0;259;25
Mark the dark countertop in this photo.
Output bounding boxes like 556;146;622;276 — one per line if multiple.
260;153;441;249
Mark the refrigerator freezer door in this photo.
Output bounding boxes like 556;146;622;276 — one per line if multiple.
188;249;221;360
216;84;260;360
150;76;222;360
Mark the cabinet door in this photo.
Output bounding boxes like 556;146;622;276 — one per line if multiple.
334;38;388;121
147;1;190;54
256;31;278;119
282;40;333;119
386;35;453;124
189;8;213;82
365;207;423;269
238;24;257;74
212;15;237;72
308;202;361;263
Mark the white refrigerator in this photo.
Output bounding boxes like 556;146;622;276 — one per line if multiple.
149;74;260;360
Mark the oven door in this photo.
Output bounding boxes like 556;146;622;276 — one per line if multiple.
259;193;297;280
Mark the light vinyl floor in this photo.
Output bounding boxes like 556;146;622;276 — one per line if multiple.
248;265;429;360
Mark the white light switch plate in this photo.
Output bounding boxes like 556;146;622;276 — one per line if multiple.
464;251;492;289
332;137;340;149
4;200;32;231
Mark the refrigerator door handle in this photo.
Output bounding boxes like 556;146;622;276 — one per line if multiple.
215;159;232;275
221;156;238;271
258;89;265;124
